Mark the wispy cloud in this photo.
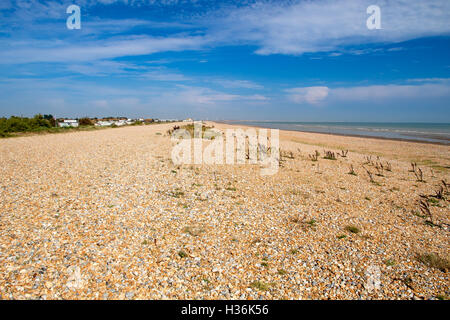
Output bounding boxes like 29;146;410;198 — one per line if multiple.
406;78;450;83
171;86;268;105
0;35;208;64
1;0;449;65
205;0;450;55
214;79;263;89
286;87;329;105
332;83;450;101
287;83;450;104
140;68;191;81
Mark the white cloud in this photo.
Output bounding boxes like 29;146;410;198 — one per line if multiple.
406;78;450;83
287;82;450;104
207;0;450;55
66;60;141;76
0;35;207;64
1;0;449;65
140;70;190;81
332;84;450;101
173;86;268;105
286;86;329;105
214;79;263;89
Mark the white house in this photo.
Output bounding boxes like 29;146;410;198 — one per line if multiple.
58;119;79;128
95;121;113;127
115;119;127;126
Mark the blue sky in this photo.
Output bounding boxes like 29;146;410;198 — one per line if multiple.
0;0;449;121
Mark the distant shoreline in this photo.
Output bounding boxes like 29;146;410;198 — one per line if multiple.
213;121;450;146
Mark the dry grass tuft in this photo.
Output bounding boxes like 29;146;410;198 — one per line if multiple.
419;200;433;224
364;155;373;165
413;166;425;182
323;150;337;160
249;281;270;291
309;150;320;161
348;164;357;176
375;162;384;177
183;225;205;237
363;166;378;185
417;253;449;272
339;150;348;157
345;225;360;234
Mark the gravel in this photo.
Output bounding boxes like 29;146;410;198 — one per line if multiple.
0;122;448;300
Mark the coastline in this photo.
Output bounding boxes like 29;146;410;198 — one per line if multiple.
209;121;450;171
213;121;450;146
0;122;449;299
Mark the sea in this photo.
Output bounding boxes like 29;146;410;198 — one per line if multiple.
220;121;450;145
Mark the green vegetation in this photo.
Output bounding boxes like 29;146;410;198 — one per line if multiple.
78;117;93;126
417;253;449;272
249;281;270;291
384;259;396;266
178;250;188;258
0;114;56;137
183;225;205;237
345;225;361;234
170;190;185;198
0;114;148;138
277;269;287;275
427;197;439;205
170;123;215;138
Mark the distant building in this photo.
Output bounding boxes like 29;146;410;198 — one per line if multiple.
58;119;79;128
95;121;113;127
183;118;193;122
95;119;129;127
115;120;127;126
159;119;178;122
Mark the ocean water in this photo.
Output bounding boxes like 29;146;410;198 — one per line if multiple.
221;121;450;145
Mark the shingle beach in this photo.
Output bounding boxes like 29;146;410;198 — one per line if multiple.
0;122;448;300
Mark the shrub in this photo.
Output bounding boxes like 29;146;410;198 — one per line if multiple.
79;117;93;126
0;114;52;134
